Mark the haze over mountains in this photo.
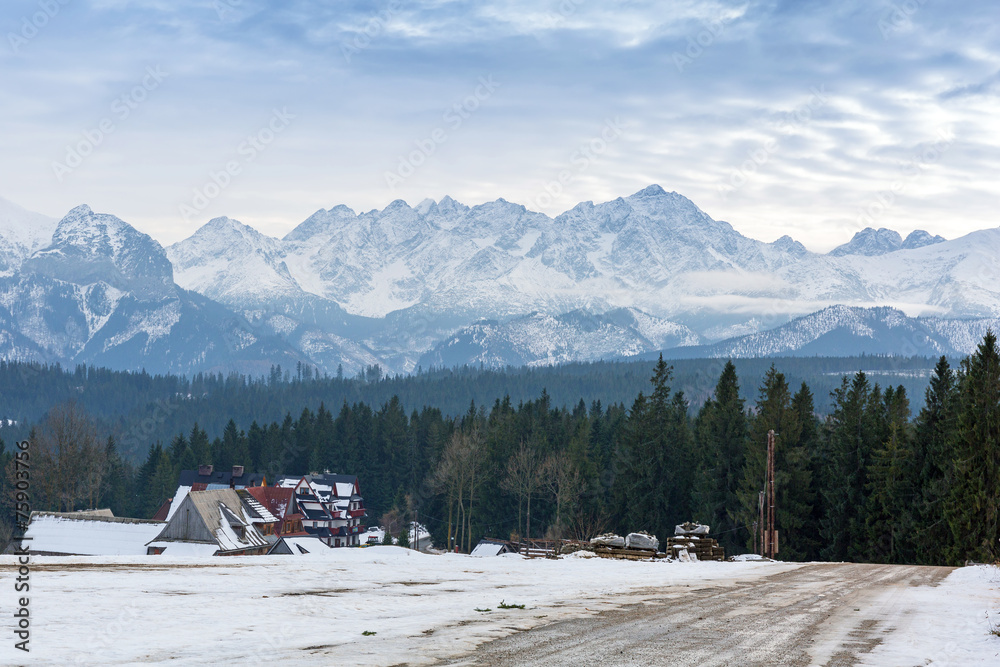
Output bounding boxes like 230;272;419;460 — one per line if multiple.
1;186;998;375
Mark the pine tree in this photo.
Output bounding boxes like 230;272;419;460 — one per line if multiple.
614;356;682;541
793;383;823;560
864;386;913;563
910;356;957;564
820;372;878;562
691;361;747;554
736;366;813;560
946;331;1000;563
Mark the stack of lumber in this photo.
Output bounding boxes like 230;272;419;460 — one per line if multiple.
588;532;663;561
665;522;725;561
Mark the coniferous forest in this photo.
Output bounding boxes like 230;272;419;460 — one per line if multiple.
2;334;999;565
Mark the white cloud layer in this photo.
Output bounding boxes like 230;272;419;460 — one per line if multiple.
1;0;997;250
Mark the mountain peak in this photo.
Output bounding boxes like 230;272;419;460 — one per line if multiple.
901;229;946;250
829;227;904;257
27;206;174;298
631;184;667;198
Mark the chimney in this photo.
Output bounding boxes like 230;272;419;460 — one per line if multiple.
198;464;213;476
232;465;244;478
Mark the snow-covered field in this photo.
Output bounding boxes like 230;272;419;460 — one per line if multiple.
0;549;997;665
0;548;793;665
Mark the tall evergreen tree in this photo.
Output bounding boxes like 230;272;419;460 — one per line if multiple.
864;386;913;563
736;366;814;560
691;361;747;554
946;331;1000;563
793;383;823;560
910;356;957;564
820;372;879;562
614;356;688;541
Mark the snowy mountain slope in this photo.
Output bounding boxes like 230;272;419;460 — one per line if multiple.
829;228;945;257
418;308;700;369
0;197;58;274
655;305;996;360
0;206;312;375
168;186;1000;336
4;187;999;375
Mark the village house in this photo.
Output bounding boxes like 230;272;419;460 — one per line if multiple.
246;486;306;538
153;465;267;522
145;488;275;556
275;473;367;547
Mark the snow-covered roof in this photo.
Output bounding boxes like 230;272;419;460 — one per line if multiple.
152;489;270;554
165;484;190;521
471;539;512;557
269;536;332;555
26;513;165;556
236;489;278;523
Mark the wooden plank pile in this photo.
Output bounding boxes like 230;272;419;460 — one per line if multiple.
588;532;664;561
665;522;725;561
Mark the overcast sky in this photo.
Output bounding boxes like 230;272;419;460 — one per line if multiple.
1;0;997;250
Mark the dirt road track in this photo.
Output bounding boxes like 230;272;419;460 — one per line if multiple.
443;563;953;667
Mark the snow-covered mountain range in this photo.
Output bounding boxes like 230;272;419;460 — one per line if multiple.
1;187;998;375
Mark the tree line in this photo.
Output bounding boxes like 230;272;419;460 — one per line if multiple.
0;355;947;465
2;333;998;564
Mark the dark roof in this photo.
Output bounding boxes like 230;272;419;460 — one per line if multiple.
246;486;296;520
304;526;333;538
177;469;267;488
301;507;330;520
304;473;360;493
151;498;172;522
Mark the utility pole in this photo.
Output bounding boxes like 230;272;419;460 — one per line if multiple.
766;430;777;559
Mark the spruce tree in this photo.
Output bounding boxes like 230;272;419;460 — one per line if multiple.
793;383;823;560
947;331;1000;563
911;356;957;564
691;361;747;554
820;372;878;562
736;366;813;560
864;386;913;563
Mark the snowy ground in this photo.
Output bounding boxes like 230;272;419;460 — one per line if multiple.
0;550;996;665
860;564;1000;666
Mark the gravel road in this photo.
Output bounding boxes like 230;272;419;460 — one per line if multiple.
443;563;953;667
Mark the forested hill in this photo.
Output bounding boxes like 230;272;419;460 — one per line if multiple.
0;356;945;463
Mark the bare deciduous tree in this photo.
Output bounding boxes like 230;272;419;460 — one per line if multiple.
34;403;107;512
433;428;485;553
542;452;582;539
501;441;544;548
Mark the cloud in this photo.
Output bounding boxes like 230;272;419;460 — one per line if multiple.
0;0;997;251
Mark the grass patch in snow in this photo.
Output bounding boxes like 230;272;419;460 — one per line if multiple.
362;630;377;636
498;600;525;609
